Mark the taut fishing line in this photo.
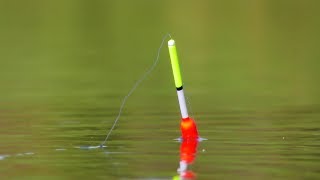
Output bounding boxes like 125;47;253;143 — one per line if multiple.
100;33;172;146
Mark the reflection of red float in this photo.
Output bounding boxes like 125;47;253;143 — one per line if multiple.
180;137;199;164
177;137;198;179
180;170;196;179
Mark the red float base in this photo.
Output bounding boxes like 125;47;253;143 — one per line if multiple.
180;117;199;139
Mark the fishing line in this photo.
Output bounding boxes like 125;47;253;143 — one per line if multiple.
101;33;171;146
186;95;195;119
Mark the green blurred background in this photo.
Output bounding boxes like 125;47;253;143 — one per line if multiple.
0;0;320;179
1;0;319;108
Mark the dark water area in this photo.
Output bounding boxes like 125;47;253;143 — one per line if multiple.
1;1;320;179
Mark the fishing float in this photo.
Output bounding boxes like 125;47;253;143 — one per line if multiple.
168;39;199;140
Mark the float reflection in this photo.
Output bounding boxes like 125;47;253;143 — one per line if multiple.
174;138;199;180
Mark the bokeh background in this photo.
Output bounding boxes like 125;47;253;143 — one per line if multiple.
0;0;319;179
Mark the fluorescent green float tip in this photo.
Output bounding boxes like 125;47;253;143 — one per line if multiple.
168;39;183;88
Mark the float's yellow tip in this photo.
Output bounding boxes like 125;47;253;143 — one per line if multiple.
168;39;175;46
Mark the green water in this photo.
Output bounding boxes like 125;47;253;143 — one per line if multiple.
1;1;320;179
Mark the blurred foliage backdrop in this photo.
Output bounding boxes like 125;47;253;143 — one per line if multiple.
0;0;319;110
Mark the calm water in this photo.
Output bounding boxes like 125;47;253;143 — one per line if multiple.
1;1;320;179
